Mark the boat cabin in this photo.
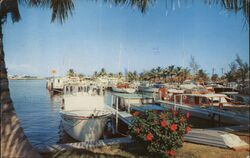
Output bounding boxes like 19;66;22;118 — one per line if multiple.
110;93;154;112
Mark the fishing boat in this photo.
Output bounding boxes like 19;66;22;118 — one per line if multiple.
60;92;112;141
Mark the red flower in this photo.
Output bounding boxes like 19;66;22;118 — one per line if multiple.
133;111;140;116
185;126;191;133
161;120;168;127
146;132;153;141
166;150;176;156
135;128;141;134
186;112;190;119
170;124;177;132
180;116;186;123
171;108;178;116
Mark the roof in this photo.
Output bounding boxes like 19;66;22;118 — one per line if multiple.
176;93;230;98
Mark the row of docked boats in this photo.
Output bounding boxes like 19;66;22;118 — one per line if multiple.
46;77;249;142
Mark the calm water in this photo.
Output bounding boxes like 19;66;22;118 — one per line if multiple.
9;80;66;149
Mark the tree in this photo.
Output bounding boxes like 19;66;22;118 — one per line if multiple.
98;68;107;76
179;68;190;83
211;73;219;82
93;71;98;78
189;55;200;75
67;68;76;77
0;1;75;157
117;71;123;79
78;73;85;78
195;69;209;82
235;55;249;83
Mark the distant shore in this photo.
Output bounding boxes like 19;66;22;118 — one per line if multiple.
8;78;45;80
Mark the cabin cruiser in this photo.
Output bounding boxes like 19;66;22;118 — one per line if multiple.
111;83;136;93
160;93;249;125
60;92;111;141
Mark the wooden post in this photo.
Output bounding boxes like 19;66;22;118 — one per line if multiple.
111;94;113;107
159;90;162;101
174;95;176;110
128;99;130;113
116;96;119;133
180;94;183;105
153;92;156;103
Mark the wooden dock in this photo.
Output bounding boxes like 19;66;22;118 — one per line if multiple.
39;137;133;153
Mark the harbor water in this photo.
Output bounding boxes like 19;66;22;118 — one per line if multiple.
9;80;72;149
9;80;116;150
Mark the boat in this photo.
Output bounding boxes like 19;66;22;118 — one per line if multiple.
138;83;165;93
60;92;112;141
111;83;136;93
60;109;111;141
111;87;136;93
159;93;250;125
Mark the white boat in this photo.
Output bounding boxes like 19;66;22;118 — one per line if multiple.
60;109;111;141
60;92;112;141
112;87;136;93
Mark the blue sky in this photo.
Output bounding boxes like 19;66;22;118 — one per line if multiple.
3;0;249;77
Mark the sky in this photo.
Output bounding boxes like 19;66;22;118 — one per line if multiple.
3;0;249;77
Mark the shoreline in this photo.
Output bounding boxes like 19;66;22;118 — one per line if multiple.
8;78;45;80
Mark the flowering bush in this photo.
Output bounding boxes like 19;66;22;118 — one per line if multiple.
129;109;191;157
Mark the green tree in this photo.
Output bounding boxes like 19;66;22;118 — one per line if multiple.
211;73;219;82
67;68;76;77
99;68;107;76
235;55;249;83
195;69;209;82
189;55;200;75
117;71;123;79
78;73;85;78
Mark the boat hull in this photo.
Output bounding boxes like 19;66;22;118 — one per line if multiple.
112;87;136;93
61;113;110;141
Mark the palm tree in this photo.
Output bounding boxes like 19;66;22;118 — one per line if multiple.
235;55;249;84
174;66;182;83
0;0;75;157
179;68;190;83
99;68;107;76
195;69;209;83
93;71;98;79
67;68;76;77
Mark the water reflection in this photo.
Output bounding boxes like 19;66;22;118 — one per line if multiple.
9;80;73;149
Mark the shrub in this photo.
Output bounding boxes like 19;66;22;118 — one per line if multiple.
129;108;191;157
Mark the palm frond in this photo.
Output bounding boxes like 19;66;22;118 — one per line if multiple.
0;0;21;24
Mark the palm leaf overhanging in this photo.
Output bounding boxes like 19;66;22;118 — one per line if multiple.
1;0;249;26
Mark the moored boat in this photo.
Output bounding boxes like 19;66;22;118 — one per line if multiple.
60;109;111;141
60;92;112;141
